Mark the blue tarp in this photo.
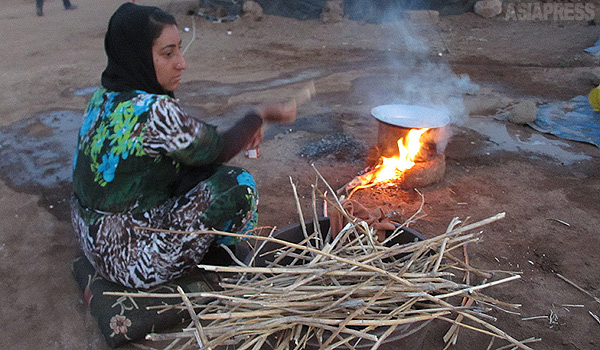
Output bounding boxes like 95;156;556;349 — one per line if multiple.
584;32;600;57
529;95;600;148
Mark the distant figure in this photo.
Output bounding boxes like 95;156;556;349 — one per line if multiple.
36;0;77;16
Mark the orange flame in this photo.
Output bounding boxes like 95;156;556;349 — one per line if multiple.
347;128;429;198
373;128;429;183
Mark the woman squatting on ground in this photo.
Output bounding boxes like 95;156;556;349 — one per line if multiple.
71;3;296;289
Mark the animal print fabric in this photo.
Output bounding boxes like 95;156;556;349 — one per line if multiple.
72;166;258;289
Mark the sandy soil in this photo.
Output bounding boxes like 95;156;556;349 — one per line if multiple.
1;0;600;349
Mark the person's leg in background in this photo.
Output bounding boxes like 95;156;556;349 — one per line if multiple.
35;0;43;16
37;0;77;16
62;0;77;10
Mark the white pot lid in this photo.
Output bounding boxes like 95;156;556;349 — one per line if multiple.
371;104;450;128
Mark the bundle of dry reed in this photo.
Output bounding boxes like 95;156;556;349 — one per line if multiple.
110;168;536;350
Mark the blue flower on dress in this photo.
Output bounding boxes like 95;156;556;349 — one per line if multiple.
79;91;102;138
236;172;256;189
97;152;119;182
80;109;98;138
101;93;115;119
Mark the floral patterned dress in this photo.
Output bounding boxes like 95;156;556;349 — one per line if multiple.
71;89;258;288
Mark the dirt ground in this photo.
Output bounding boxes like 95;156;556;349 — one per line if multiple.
1;0;600;349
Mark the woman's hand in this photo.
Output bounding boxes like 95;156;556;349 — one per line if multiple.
256;100;297;124
246;128;264;149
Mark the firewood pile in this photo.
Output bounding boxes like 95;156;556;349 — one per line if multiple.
110;168;538;350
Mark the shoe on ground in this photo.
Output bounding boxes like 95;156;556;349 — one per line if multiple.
36;7;43;16
65;4;77;10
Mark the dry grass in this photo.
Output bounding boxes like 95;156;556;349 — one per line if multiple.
110;167;538;350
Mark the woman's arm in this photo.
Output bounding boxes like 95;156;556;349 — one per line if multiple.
214;112;263;163
144;97;296;165
215;100;297;163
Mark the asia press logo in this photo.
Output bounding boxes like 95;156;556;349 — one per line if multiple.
504;2;596;21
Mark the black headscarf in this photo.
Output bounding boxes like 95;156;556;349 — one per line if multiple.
101;3;176;97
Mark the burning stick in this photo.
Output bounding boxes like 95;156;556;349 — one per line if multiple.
337;169;378;196
339;128;431;197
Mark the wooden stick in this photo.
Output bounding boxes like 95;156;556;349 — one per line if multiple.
590;311;600;325
493;337;542;350
141;226;415;287
197;264;453;279
146;331;193;341
321;282;391;349
124;202;522;350
289;177;308;240
443;245;475;347
556;273;600;304
311;164;344;211
177;286;209;348
521;316;548;321
436;275;521;299
437;316;503;338
423;294;534;350
443;212;506;238
433;237;448;273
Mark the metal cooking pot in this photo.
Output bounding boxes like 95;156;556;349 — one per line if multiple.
371;104;451;129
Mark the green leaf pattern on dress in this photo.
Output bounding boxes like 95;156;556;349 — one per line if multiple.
82;93;155;186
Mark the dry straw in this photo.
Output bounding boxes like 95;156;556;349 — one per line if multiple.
110;166;536;350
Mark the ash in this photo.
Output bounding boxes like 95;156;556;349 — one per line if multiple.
299;133;366;162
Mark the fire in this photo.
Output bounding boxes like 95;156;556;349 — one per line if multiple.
373;128;429;184
346;128;429;198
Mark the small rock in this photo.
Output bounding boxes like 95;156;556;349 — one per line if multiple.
474;0;502;18
215;7;227;18
321;0;344;24
242;0;263;21
508;100;538;124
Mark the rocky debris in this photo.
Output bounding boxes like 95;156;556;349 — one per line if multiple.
474;0;502;18
299;133;366;162
508;100;538;124
242;1;263;21
321;0;344;24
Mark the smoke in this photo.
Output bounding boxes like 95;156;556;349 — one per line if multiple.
252;0;479;126
355;1;479;128
383;60;478;126
345;0;480;155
